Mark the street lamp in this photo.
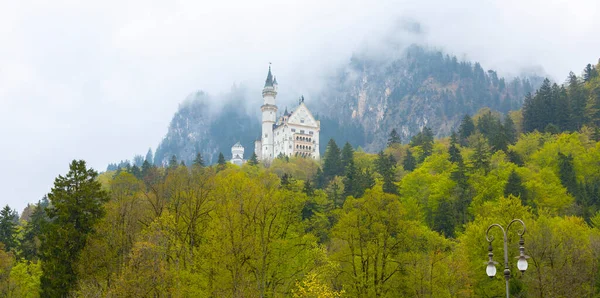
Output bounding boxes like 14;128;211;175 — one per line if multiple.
485;219;529;298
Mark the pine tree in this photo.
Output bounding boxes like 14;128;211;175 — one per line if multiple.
376;151;398;194
40;160;109;297
567;72;587;130
503;114;517;145
217;152;226;167
458;115;475;145
584;63;598;82
343;159;358;199
248;152;259;166
471;133;491;173
0;205;17;252
193;152;205;167
145;148;154;165
19;198;48;261
180;160;186;167
387;128;401;147
448;132;462;164
323;139;342;180
504;170;528;204
314;167;326;189
141;160;152;178
303;179;314;196
340;142;354;172
130;164;142;179
169;155;178;168
558;152;578;196
420;127;434;162
403;148;417;171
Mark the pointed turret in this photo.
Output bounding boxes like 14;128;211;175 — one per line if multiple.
284;107;289;116
264;65;274;87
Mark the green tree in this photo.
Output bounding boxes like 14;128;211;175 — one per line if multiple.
193;152;205;167
458;115;475;145
169;155;178;168
504;170;528;205
410;127;434;162
40;160;109;297
248;152;259;166
402;148;416;171
0;205;17;252
375;151;398;194
323;139;342;180
387;128;401;146
448;132;462;164
217;152;226;166
557;152;578;196
19;198;49;261
145;148;154;164
470;133;491;173
567;72;587;130
340;142;354;171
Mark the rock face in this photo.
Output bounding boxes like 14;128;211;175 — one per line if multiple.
153;45;542;165
153;90;260;166
313;45;541;152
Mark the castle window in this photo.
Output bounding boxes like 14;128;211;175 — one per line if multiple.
301;119;305;123
300;130;305;134
291;128;296;132
309;131;313;135
265;133;268;137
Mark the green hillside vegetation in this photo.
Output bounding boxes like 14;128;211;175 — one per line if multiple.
1;61;600;297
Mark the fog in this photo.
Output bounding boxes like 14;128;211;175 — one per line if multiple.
0;0;598;212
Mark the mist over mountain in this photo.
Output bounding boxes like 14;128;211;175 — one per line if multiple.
143;44;542;167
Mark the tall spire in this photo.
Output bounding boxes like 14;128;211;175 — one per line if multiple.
264;64;274;87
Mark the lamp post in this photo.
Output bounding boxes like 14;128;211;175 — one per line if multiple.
485;219;529;298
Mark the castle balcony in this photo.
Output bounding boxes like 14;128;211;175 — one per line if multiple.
293;133;315;157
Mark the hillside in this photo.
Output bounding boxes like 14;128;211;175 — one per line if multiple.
146;45;541;166
314;45;542;152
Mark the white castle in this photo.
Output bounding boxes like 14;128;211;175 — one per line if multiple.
254;65;320;162
231;142;244;166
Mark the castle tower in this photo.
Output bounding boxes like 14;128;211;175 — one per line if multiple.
231;142;244;166
260;65;278;161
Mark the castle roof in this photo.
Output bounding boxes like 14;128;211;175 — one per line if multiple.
232;142;243;148
264;65;274;87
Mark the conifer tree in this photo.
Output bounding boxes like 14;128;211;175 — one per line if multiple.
584;63;598;82
40;160;109;297
303;179;314;196
471;133;491;173
217;152;226;166
323;139;342;180
375;151;398;194
448;132;462;164
19;198;48;261
314;167;326;189
193;152;205;167
130;164;142;179
567;72;587;130
180;160;186;167
248;152;259;166
458;115;475;145
145;148;154;164
343;159;357;199
387;128;401;147
403;148;416;171
169;155;178;168
0;205;17;252
558;152;578;196
504;170;528;204
340;142;354;172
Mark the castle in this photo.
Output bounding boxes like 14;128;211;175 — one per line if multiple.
252;65;320;162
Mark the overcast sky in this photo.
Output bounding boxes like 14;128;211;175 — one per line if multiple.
1;0;599;212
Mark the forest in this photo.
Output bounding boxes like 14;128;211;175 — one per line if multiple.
0;60;600;297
